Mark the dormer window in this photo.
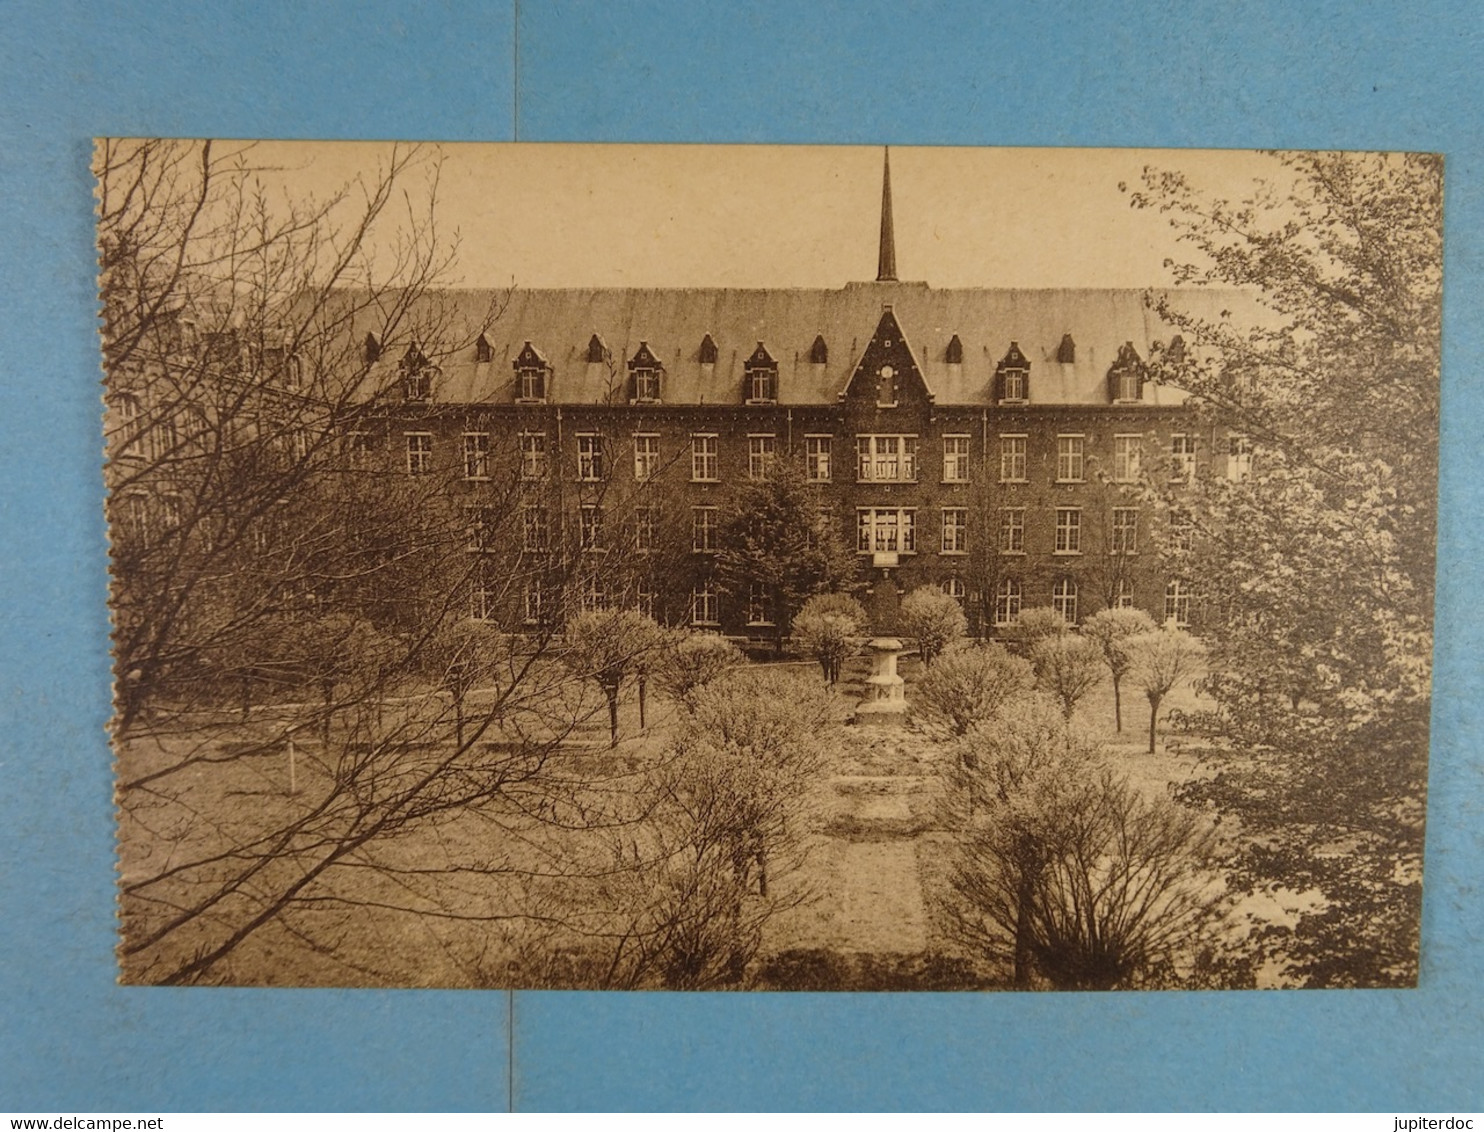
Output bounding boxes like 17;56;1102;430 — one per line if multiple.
628;342;663;404
995;342;1030;404
744;342;778;404
1057;333;1076;364
474;334;493;364
364;333;381;364
945;335;963;365
401;344;431;401
586;334;608;364
512;341;549;403
809;334;829;365
1108;341;1145;403
699;333;718;365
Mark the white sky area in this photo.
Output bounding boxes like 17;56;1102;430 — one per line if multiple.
233;142;1290;291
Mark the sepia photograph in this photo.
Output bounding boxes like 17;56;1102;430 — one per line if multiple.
102;141;1439;991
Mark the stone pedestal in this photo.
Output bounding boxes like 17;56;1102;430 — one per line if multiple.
854;637;908;726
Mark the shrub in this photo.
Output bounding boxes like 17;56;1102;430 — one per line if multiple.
900;586;968;667
912;642;1034;738
1030;633;1105;719
791;593;868;683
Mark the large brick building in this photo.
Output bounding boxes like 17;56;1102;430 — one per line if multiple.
357;151;1244;639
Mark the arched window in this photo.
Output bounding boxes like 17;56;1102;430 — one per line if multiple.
1165;580;1194;628
1052;577;1079;623
994;578;1022;626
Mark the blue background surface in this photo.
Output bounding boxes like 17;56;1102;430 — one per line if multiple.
1;0;1480;1111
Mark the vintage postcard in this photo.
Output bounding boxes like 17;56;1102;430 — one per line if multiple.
102;142;1438;990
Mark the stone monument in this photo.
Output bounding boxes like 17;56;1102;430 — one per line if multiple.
854;637;908;726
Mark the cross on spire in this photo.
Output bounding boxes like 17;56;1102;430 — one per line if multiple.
877;146;897;282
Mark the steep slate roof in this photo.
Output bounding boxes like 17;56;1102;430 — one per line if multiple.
358;282;1255;409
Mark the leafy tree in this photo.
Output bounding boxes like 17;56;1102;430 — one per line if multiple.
562;609;668;747
1124;625;1207;755
713;455;859;652
655;630;745;708
791;592;868;684
591;669;835;988
1129;152;1439;984
1030;634;1105;720
1081;607;1158;731
900;586;968;667
948;699;1224;989
912;642;1034;740
1004;606;1069;651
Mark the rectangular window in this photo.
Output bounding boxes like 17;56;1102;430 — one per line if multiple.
1115;578;1136;609
999;435;1027;483
995;579;1022;626
1228;435;1253;481
1113;435;1143;483
581;576;606;613
523;578;543;624
520;432;548;479
465;505;497;552
805;435;832;483
941;508;967;554
1170;509;1195;553
1171;434;1197;481
635;506;657;553
344;431;371;469
579;504;604;551
943;578;966;602
636;583;657;621
1002;368;1027;403
1056;434;1085;482
692;506;718;553
405;432;432;476
856;508;916;554
633;368;661;403
116;393;144;458
1055;508;1082;554
942;435;970;483
691;434;718;481
999;507;1025;554
691;582;719;626
749;369;777;404
522;505;549;553
748;434;777;480
1111;508;1138;555
463;432;490;480
747;582;775;626
518;366;546;403
469;569;496;622
633;433;659;480
855;435;919;482
577;434;604;481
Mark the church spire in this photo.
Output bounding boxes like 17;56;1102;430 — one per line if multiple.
876;146;898;282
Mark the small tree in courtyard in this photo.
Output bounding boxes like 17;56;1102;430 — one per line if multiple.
912;642;1035;741
1081;607;1158;732
656;630;745;709
563;609;668;747
791;592;868;684
1005;606;1069;651
1030;633;1105;720
1125;623;1207;755
949;700;1224;989
900;586;967;667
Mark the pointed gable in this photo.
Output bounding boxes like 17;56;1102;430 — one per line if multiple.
474;333;493;363
809;334;828;365
744;341;778;403
945;334;963;365
1107;340;1145;403
627;340;664;403
1057;333;1076;364
842;306;931;408
699;333;718;364
586;333;609;364
994;341;1030;403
